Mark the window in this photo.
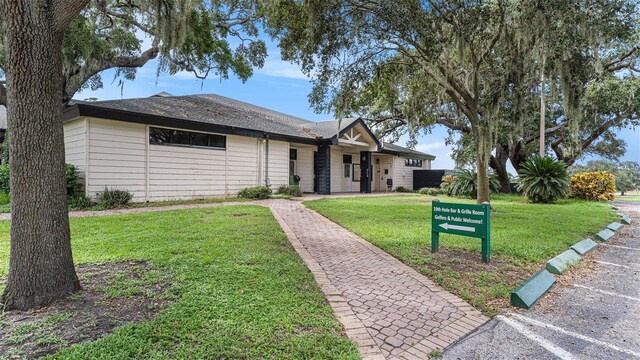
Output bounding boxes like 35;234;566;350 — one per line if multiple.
353;164;361;182
344;164;351;178
343;154;352;164
404;158;423;167
290;148;297;160
149;127;226;149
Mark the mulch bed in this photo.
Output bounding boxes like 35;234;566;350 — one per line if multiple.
0;261;172;359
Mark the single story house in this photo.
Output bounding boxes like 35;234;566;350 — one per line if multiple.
2;94;435;202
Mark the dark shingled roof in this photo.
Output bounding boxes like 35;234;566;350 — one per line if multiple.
6;93;434;159
379;142;436;160
77;93;318;140
300;118;359;139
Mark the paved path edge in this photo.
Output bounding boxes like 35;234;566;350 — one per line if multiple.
300;207;490;359
268;207;386;360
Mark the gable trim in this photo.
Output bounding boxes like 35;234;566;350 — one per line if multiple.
331;118;381;150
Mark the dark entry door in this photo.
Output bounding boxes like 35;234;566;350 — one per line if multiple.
313;151;318;193
359;151;372;193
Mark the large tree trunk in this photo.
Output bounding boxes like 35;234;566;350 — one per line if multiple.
510;153;526;173
0;0;80;310
490;145;511;193
475;124;491;203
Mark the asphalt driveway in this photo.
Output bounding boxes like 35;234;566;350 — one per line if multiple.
441;202;640;360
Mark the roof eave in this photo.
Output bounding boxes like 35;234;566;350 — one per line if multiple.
379;148;436;160
65;103;328;146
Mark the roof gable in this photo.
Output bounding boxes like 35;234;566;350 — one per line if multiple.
61;93;434;159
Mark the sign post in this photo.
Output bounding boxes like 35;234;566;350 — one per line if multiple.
431;200;491;263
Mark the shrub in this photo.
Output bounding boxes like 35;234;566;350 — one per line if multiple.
97;187;133;209
418;187;442;196
65;164;83;197
238;186;272;199
277;185;302;197
447;169;500;197
0;164;9;194
517;155;569;203
0;163;83;196
440;175;456;195
0;192;9;205
68;194;94;210
394;186;413;193
569;171;616;201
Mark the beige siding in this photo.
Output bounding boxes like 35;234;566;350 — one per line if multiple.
63;118;87;183
66;117;433;200
330;148;343;193
148;144;226;201
329;147;362;193
293;146;314;193
86;119;147;201
83;121;265;201
393;156;428;190
227;135;260;195
341;151;360;192
267;140;289;188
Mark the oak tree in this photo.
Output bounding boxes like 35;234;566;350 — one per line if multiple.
0;0;271;310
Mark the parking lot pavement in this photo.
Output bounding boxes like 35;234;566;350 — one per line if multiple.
441;203;640;360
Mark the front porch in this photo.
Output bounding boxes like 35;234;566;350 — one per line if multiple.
290;120;386;194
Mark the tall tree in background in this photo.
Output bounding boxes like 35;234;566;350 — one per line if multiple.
275;1;639;197
277;0;510;203
0;0;271;310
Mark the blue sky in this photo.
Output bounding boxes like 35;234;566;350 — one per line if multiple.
76;49;639;172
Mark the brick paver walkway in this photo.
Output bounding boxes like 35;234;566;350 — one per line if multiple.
0;193;487;358
266;199;489;360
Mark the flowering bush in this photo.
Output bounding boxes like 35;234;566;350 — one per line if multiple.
569;171;616;201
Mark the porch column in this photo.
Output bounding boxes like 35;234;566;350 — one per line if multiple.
317;144;331;194
360;151;372;193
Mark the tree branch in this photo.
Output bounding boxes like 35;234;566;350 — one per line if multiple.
604;44;640;72
52;0;90;32
522;121;569;144
64;42;160;101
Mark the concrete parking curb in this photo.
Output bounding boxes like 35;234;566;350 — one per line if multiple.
571;238;598;255
595;228;615;242
511;206;630;310
606;222;623;231
510;269;557;309
546;250;582;275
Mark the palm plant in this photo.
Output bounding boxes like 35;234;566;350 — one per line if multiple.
517;155;569;203
449;169;501;197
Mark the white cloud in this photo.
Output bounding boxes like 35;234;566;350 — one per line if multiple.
415;141;446;153
256;59;309;80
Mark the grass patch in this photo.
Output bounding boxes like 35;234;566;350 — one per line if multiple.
305;195;616;314
0;196;251;214
0;206;358;359
616;194;640;202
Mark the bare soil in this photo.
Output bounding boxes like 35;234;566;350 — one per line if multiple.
0;261;172;359
416;248;536;312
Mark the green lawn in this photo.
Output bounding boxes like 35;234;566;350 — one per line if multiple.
0;206;358;359
0;196;251;214
617;194;640;202
305;195;616;314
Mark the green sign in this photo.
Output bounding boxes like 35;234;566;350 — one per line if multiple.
431;200;491;263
